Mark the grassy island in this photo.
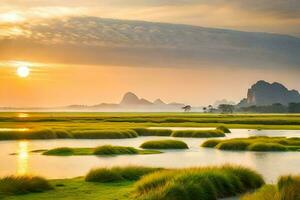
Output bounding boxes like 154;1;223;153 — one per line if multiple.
202;136;300;151
41;145;161;156
140;139;189;149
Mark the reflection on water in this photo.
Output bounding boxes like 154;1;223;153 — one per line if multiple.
0;129;299;182
17;113;29;118
17;141;29;175
0;128;29;132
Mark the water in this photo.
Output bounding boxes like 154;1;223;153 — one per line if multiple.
0;129;299;183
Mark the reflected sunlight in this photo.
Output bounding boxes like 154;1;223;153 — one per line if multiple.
17;141;29;175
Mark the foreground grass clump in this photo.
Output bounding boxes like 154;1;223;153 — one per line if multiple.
72;130;138;139
42;145;161;156
135;165;264;200
202;136;300;151
171;129;225;138
0;176;53;195
85;166;161;183
242;175;300;200
133;128;172;136
140;140;188;149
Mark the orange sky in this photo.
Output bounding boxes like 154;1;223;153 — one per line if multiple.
1;62;299;107
0;1;299;107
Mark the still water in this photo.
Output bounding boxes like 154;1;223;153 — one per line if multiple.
0;129;299;183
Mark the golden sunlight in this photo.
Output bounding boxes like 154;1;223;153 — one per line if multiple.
17;141;29;175
17;66;30;78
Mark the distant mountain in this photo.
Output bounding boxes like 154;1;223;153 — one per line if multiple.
153;99;166;105
238;80;300;107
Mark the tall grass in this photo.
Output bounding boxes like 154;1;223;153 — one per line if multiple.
202;137;300;152
93;145;139;155
85;166;161;182
134;128;172;136
242;175;300;200
134;165;264;200
0;176;53;195
171;129;225;138
72;130;138;139
140;140;188;149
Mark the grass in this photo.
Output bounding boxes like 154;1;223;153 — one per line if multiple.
171;129;225;138
2;113;300;141
0;176;53;196
242;175;300;200
216;125;231;133
71;130;138;139
134;165;264;200
140;139;188;149
133;128;172;136
202;136;300;151
85;166;162;183
1;178;133;200
41;145;161;156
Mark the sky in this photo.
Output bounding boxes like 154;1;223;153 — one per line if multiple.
0;0;300;107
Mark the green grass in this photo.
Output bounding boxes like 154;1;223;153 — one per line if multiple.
0;176;53;196
133;128;172;136
71;130;138;139
202;136;300;151
85;166;162;183
2;113;300;141
216;125;231;133
41;145;161;156
134;165;264;200
1;178;133;200
171;129;225;138
242;175;300;200
140;140;188;149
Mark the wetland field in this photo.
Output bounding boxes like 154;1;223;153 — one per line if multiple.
0;112;299;200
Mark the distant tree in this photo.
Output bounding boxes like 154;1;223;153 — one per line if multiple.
208;105;213;113
288;103;300;113
203;107;207;113
182;105;192;112
218;104;235;114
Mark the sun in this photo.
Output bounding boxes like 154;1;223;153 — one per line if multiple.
17;66;30;78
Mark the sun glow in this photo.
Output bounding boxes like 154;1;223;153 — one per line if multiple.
17;66;30;78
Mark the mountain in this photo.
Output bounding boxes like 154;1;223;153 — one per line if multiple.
153;99;166;105
238;80;300;107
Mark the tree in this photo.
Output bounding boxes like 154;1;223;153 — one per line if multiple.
218;104;235;113
203;107;207;113
208;105;214;113
288;103;300;113
182;105;192;112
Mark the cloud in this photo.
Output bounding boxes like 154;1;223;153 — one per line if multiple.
0;17;299;70
1;0;300;36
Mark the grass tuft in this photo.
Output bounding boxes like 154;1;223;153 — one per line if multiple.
72;130;138;139
242;175;300;200
0;176;53;195
203;136;300;152
133;128;172;136
216;126;231;133
140;140;188;149
93;145;138;155
171;129;225;138
135;165;264;200
85;166;161;183
43;147;74;156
